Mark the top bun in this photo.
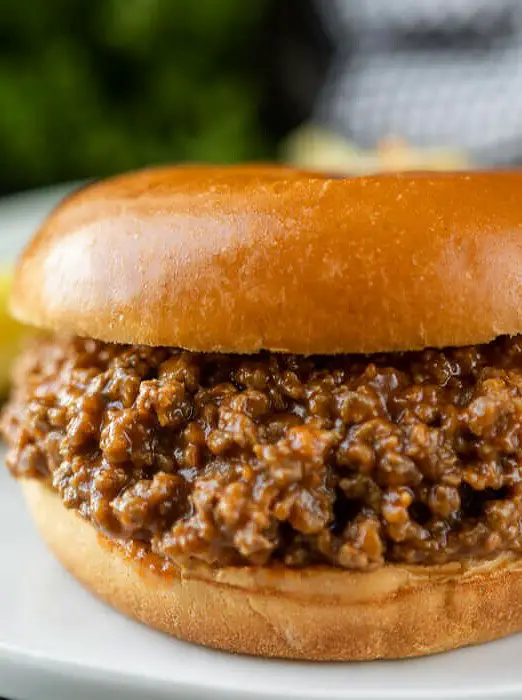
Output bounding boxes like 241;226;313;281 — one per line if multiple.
11;165;522;354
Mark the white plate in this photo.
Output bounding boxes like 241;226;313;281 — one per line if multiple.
2;187;522;700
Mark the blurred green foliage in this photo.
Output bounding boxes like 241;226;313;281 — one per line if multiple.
0;0;273;193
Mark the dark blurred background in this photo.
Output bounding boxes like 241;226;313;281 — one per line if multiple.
0;0;337;195
1;0;521;195
0;0;300;194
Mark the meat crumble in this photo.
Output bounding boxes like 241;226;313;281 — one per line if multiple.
3;335;522;571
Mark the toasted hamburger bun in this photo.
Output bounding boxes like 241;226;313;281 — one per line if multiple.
10;166;522;354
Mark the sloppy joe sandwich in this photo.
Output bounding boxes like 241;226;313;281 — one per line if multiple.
4;165;522;660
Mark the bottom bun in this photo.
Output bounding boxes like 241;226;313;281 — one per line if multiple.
22;479;522;660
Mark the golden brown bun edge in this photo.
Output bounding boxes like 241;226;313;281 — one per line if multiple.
22;479;522;660
11;166;522;354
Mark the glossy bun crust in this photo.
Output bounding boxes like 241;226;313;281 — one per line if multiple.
11;166;522;354
23;480;522;660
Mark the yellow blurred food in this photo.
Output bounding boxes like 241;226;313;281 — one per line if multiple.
0;266;25;397
283;125;471;175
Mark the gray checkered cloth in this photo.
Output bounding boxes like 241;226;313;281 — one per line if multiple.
313;0;522;165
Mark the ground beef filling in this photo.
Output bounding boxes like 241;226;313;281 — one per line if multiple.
3;335;522;570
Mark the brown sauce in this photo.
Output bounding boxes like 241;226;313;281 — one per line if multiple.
4;335;522;571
